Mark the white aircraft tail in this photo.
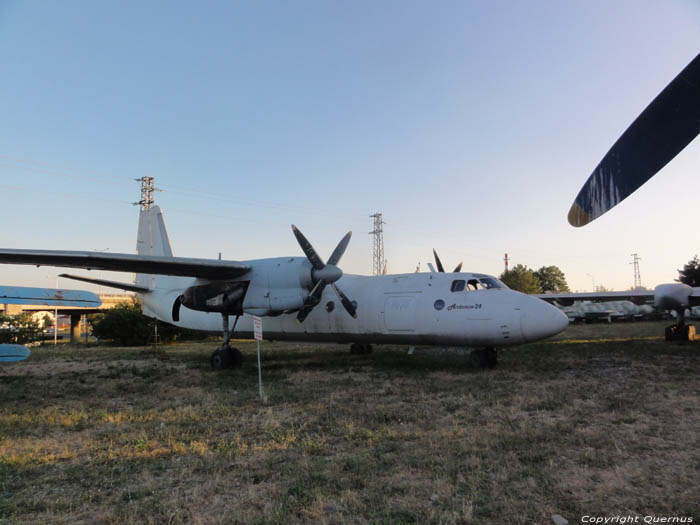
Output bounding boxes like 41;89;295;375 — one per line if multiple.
135;206;181;290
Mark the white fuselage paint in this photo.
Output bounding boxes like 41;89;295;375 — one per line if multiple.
139;271;569;347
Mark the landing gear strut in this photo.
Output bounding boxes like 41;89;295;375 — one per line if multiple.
350;343;373;355
469;347;497;369
665;309;697;342
211;314;243;369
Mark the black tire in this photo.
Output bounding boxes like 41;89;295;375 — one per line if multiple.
469;349;485;369
485;348;497;368
211;349;225;370
350;343;361;355
363;344;373;355
226;347;243;368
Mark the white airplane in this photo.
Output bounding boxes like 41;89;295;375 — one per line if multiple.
565;52;700;340
0;205;569;368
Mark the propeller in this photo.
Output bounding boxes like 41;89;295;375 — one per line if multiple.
172;295;182;322
432;249;463;273
568;52;700;227
292;225;357;323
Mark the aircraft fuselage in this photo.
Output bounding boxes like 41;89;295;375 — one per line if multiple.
141;271;568;347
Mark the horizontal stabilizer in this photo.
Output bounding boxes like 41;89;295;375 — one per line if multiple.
0;286;101;307
59;274;151;293
0;344;30;362
0;249;251;279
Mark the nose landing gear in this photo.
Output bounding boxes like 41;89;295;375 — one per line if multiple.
470;347;497;369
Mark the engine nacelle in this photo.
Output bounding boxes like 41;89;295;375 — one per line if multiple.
241;256;313;313
654;283;693;311
181;280;249;314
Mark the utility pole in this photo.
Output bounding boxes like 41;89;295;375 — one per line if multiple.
504;253;510;273
133;176;155;210
630;253;642;289
369;213;386;276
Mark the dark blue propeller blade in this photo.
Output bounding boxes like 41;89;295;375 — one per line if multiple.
569;53;700;227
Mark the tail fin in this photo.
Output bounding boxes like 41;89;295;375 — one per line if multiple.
135;206;181;290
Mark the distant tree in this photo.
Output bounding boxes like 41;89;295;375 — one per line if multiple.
595;284;612;292
0;312;41;344
90;299;207;346
533;265;570;293
42;314;54;329
677;255;700;287
500;264;542;294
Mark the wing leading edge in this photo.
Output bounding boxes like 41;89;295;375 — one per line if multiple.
0;286;101;307
0;249;251;280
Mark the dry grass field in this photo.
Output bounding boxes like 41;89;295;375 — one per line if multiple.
1;321;699;524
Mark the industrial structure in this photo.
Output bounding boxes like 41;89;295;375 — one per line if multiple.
369;213;386;276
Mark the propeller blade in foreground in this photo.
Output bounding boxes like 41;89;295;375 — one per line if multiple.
569;53;700;227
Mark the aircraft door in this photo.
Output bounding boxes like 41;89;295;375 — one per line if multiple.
384;295;417;332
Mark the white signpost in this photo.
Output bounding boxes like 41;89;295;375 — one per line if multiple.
253;316;264;401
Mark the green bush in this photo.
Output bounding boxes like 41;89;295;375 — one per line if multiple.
90;300;208;346
0;312;41;344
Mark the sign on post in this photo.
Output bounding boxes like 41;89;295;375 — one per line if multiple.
253;315;263;341
252;316;264;400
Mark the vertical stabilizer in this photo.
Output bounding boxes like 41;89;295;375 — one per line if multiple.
135;206;180;290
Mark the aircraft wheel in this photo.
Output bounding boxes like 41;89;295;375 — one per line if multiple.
469;349;485;369
485;347;498;368
363;344;373;355
350;343;361;355
211;349;225;369
226;347;243;368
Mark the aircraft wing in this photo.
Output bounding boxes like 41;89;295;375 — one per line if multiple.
0;286;101;307
0;249;251;280
537;290;654;305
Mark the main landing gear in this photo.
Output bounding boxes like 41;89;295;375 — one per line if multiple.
470;347;497;369
664;308;697;342
211;314;243;370
350;343;373;355
665;323;697;341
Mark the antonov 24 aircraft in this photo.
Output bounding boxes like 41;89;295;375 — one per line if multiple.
0;205;568;369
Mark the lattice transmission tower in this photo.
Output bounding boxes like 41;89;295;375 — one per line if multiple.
630;253;642;289
133;176;155;210
369;213;386;276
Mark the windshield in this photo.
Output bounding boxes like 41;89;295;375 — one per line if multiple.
451;276;506;291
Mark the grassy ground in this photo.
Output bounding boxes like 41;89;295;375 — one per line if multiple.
1;321;699;524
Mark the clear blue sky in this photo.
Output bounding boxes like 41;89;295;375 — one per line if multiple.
1;1;699;292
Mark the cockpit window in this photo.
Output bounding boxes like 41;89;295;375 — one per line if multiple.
467;279;482;291
450;279;466;292
478;277;502;289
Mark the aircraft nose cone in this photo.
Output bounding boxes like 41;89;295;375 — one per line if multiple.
520;296;569;341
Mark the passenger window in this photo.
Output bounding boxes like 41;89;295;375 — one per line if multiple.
450;280;466;292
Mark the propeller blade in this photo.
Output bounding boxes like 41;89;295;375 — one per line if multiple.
568;53;700;227
453;262;463;273
327;231;352;266
331;283;357;318
433;249;445;273
296;280;326;323
291;225;324;270
172;295;182;322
